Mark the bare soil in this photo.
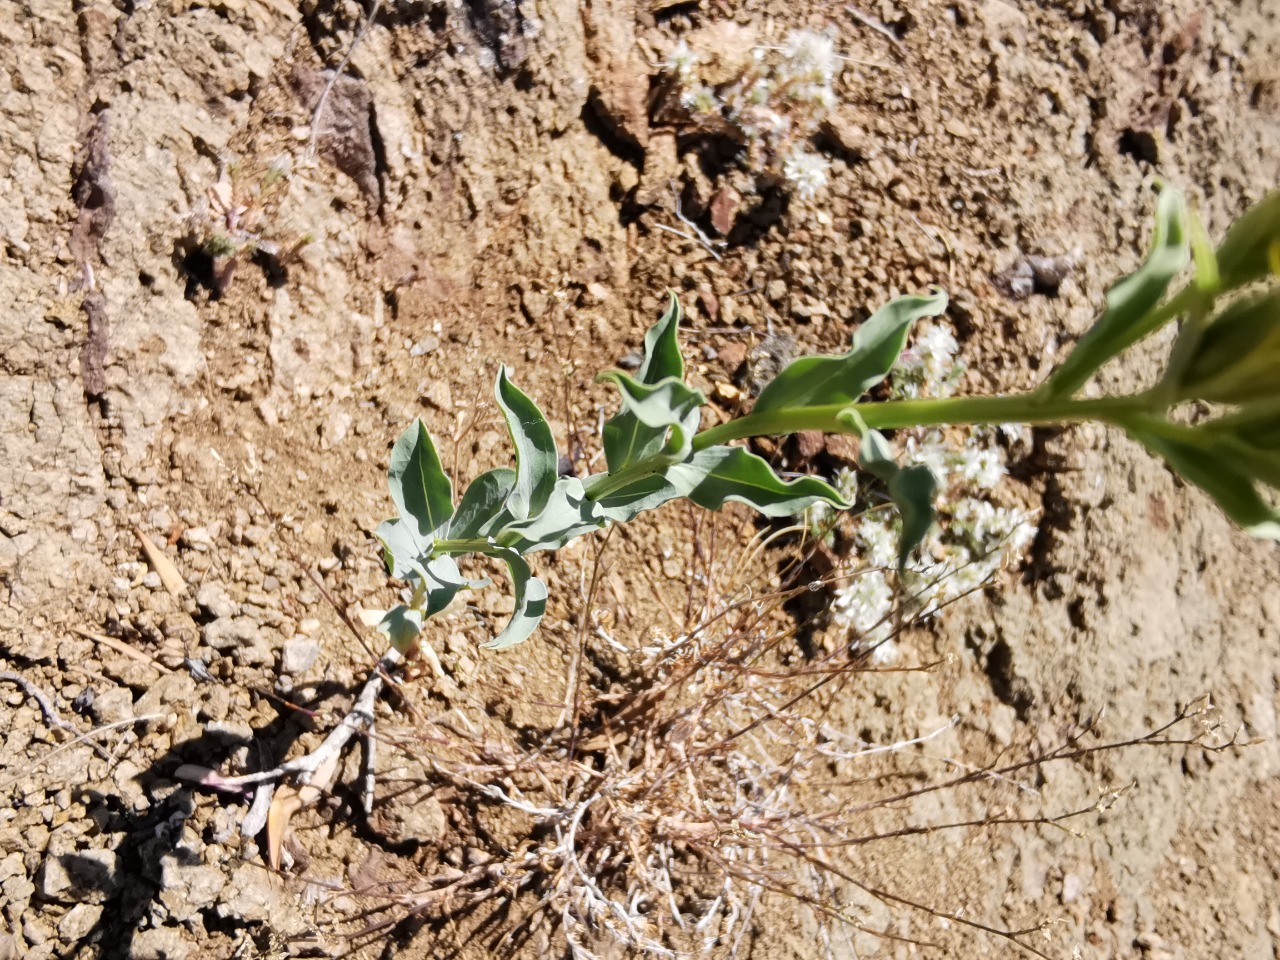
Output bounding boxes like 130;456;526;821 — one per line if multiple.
2;0;1278;958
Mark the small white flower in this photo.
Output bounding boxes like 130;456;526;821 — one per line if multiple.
855;515;898;570
834;466;858;501
665;39;699;80
903;432;952;485
832;569;893;645
958;445;1006;490
780;29;840;83
782;148;830;200
680;83;719;114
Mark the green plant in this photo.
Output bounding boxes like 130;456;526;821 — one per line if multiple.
375;187;1280;654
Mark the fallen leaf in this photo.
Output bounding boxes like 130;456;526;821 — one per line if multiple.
134;527;187;597
266;752;340;871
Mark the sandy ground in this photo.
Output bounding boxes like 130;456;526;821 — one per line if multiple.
1;0;1278;957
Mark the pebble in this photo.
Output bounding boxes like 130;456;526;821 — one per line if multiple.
280;637;321;675
195;582;236;620
202;617;257;651
129;926;191;960
57;903;102;942
89;687;134;725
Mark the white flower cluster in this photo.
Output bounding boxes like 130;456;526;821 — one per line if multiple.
826;323;1038;661
891;321;963;399
663;28;842;200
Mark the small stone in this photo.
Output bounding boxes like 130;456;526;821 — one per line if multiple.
423;381;453;413
195;582;236;620
159;855;226;912
217;863;280;923
297;618;321;636
130;926;192;960
202;617;257;651
242;525;270;546
280;637;320;675
1061;872;1084;903
58;903;102;942
90;687;134;725
322;409;352;447
712;382;742;404
765;279;787;302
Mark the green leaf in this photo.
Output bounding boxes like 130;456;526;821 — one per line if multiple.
498;476;607;553
388;418;454;537
1176;288;1280;404
672;446;846;517
1125;421;1280;539
752;289;949;415
602;294;688;471
1215;189;1280;291
417;555;484;618
591;472;684;524
495;367;558;521
375;517;429;580
598;371;704;466
378;605;424;653
483;550;550;650
1042;189;1189;399
448;467;517;539
636;291;686;383
842;415;938;568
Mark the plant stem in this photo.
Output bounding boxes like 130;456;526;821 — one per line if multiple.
691;391;1153;451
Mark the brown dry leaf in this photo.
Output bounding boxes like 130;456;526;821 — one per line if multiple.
133;527;187;597
266;752;340;871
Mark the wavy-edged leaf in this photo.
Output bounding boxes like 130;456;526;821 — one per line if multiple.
378;604;425;653
498;476;607;553
388;418;454;537
602;294;687;471
1125;421;1280;539
841;415;937;568
752;289;949;415
483;550;550;649
376;517;430;580
591;472;684;524
636;291;685;383
448;467;517;539
599;371;704;465
1215;189;1280;291
1042;189;1189;399
495;367;558;521
674;446;846;516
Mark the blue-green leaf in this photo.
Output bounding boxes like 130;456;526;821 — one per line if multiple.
498;476;606;553
483;550;550;649
448;467;517;539
378;605;424;653
388;418;454;537
673;446;846;517
495;367;558;521
636;291;685;383
1125;421;1280;539
752;289;948;415
1042;189;1189;399
602;294;688;471
591;472;684;524
843;416;938;568
1215;189;1280;291
375;517;430;580
598;371;704;465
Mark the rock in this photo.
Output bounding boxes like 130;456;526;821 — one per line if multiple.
35;856;71;900
129;926;191;960
57;903;102;942
217;862;280;923
280;637;320;675
194;582;236;620
202;616;257;651
89;686;134;725
159;854;226;912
